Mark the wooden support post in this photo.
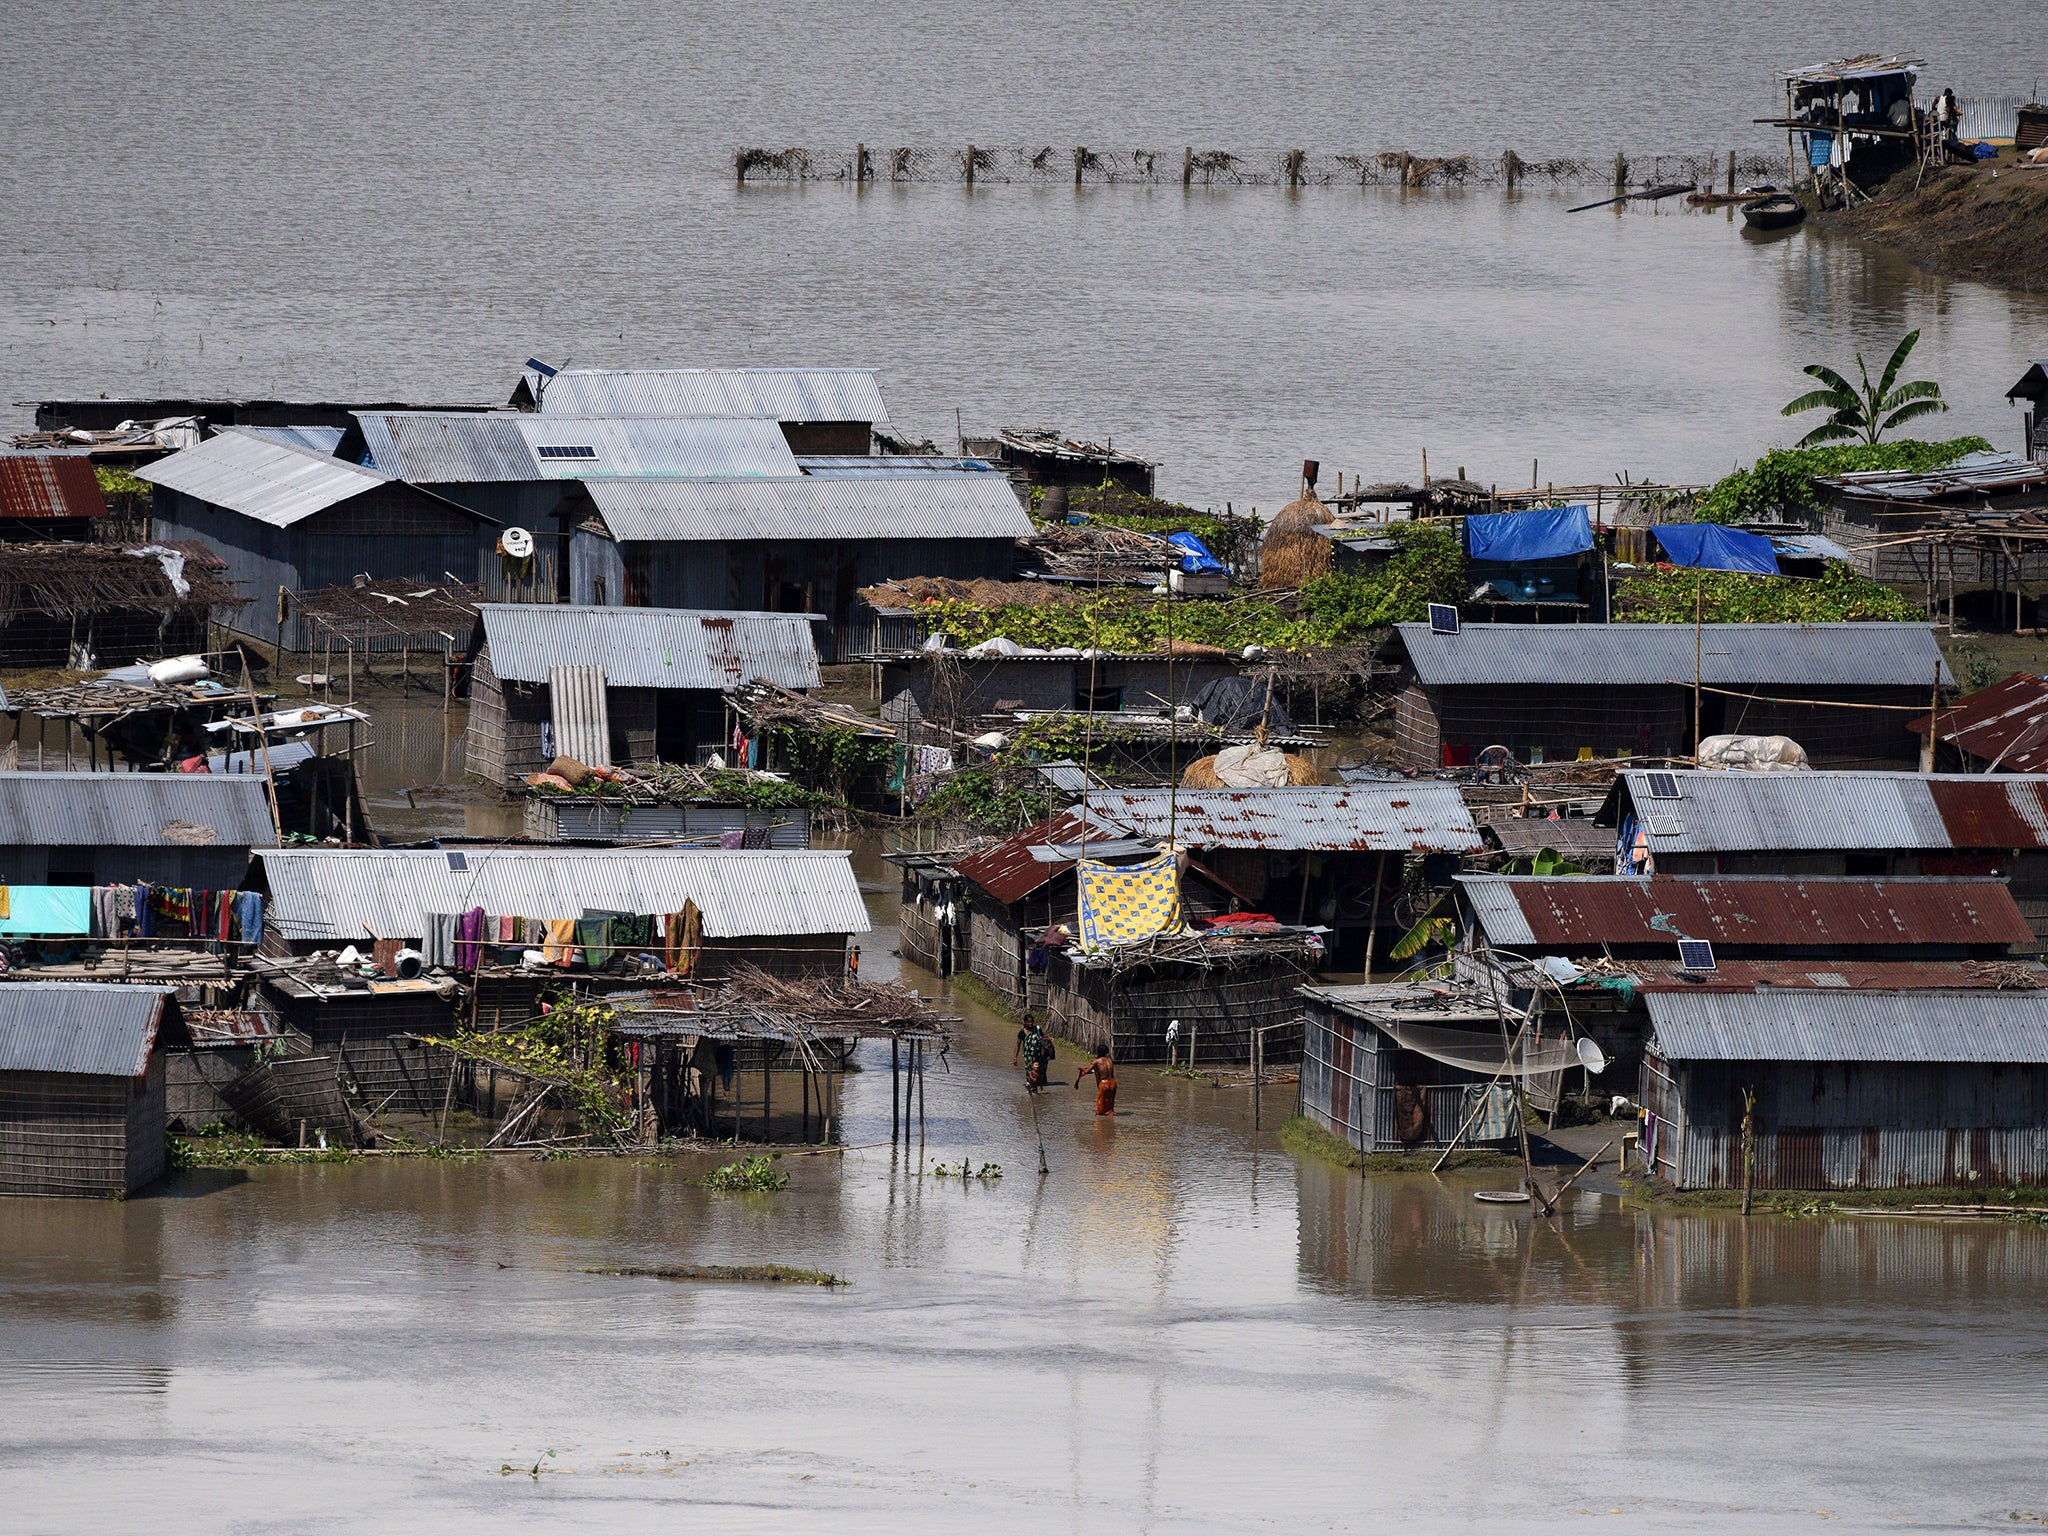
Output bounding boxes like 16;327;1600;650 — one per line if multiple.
1182;145;1193;187
891;1037;901;1142
1613;151;1628;191
1503;149;1519;190
735;149;747;185
965;143;975;187
1726;149;1736;193
1397;150;1412;187
856;142;868;183
1074;146;1087;185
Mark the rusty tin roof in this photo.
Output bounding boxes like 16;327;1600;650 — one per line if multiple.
1911;673;2048;772
1087;784;1480;853
0;452;109;519
1459;874;2033;949
952;808;1132;905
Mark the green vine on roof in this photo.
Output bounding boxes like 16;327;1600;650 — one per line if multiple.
1688;436;1992;524
1612;561;1923;623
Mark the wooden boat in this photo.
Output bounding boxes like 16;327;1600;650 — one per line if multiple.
1686;190;1755;206
1741;193;1806;231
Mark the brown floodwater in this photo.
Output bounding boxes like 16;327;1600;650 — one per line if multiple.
5;831;2048;1531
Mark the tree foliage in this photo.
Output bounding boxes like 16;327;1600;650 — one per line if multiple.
1781;330;1948;447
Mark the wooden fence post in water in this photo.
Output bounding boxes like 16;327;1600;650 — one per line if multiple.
1503;149;1521;190
1182;145;1193;187
856;142;869;183
1285;148;1304;188
1074;146;1087;185
1613;152;1628;191
965;144;975;187
1726;149;1736;193
735;150;747;185
1397;150;1412;188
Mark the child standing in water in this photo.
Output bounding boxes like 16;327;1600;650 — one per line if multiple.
1076;1046;1117;1116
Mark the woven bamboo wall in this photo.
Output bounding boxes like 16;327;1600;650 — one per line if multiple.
0;1065;157;1197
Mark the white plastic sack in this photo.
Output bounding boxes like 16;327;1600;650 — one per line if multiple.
966;636;1023;657
1695;734;1810;772
1211;742;1293;787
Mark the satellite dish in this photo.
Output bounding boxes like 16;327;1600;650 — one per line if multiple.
1576;1037;1608;1075
501;527;535;559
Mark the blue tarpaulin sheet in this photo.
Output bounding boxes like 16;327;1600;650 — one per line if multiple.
0;886;91;936
1465;505;1593;563
1167;533;1226;574
1652;524;1782;575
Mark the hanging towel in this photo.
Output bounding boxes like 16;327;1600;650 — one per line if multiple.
576;911;622;969
456;907;487;972
90;886;118;938
669;900;703;977
719;829;745;849
0;885;9;919
133;884;153;938
233;891;264;946
422;912;460;970
497;915;519;945
740;824;773;849
544;918;579;967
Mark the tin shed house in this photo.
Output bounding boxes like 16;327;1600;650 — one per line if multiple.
516;365;892;456
1639;989;2048;1191
1389;621;1949;770
0;771;276;888
461;603;820;788
137;428;498;647
0;983;183;1197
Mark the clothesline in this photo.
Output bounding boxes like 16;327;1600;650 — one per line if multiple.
0;881;263;945
413;900;711;977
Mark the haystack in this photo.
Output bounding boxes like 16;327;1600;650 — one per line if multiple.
1181;744;1325;788
1258;490;1334;589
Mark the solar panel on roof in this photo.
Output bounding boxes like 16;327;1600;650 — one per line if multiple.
1677;938;1716;972
1644;771;1681;799
535;444;598;460
1429;603;1459;635
445;850;468;872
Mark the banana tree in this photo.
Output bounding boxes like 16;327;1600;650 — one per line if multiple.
1781;330;1947;448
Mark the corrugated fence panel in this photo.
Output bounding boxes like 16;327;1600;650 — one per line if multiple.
548;665;612;768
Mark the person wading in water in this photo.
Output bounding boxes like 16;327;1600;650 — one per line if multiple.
1075;1046;1117;1116
1013;1012;1054;1093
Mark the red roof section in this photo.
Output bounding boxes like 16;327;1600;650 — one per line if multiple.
0;455;108;520
1497;876;2032;948
1926;778;2048;847
1911;673;2048;773
953;809;1099;906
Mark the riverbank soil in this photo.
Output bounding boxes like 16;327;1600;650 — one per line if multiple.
1815;149;2048;293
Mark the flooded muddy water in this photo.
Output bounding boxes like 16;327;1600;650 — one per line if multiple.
5;843;2048;1531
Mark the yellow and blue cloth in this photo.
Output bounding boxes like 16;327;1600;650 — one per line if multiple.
1077;852;1183;949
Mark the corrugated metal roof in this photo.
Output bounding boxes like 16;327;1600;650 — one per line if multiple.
1483;816;1615;860
1627;958;2045;993
355;413;801;483
1784;54;1923;85
585;474;1032;543
1458;874;2033;949
797;456;998;477
0;453;109;519
1820;450;2048;502
2009;362;2048;403
1647;989;2048;1063
1085;785;1480;853
0;771;276;848
1602;769;2048;853
1911;673;2048;772
549;664;612;767
135;428;391;527
238;426;346;455
478;605;820;690
953;808;1131;905
254;848;870;942
0;983;173;1076
1396;622;1951;689
535;367;890;424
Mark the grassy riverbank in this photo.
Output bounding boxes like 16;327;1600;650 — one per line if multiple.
1625;1173;2048;1218
1278;1114;1520;1173
1815;151;2048;293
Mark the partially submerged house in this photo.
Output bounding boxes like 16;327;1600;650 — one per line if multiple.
0;771;275;888
1083;784;1482;965
1595;768;2048;946
573;473;1031;660
1639;988;2048;1191
2010;361;2048;465
252;846;870;979
0;983;182;1197
137;427;498;646
1455;872;2037;1082
515;365;891;456
1389;621;1949;770
1299;980;1564;1155
460;603;821;788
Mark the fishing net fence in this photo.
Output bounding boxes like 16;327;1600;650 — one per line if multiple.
733;147;1781;188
